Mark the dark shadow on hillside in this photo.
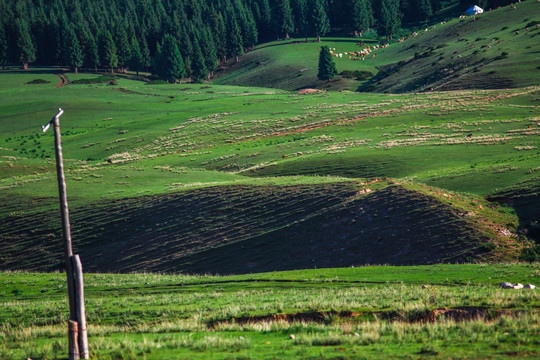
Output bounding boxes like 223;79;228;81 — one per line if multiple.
175;186;491;275
0;183;505;274
488;189;540;246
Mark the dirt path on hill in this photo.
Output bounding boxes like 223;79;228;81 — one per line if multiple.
55;74;68;88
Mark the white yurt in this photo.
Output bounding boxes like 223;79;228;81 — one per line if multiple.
465;5;484;15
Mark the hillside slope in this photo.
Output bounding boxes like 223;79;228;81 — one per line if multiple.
0;181;521;274
0;73;537;273
214;0;540;92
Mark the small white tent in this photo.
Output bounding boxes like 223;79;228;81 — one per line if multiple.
465;5;484;15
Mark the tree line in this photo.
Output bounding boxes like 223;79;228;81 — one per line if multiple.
0;0;513;82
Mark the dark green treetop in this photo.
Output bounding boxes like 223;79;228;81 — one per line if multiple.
317;45;337;81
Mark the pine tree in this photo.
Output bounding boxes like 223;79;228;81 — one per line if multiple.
311;0;330;42
155;34;185;83
352;0;374;36
379;0;401;40
140;36;151;72
317;45;337;81
190;36;207;83
210;7;227;60
99;30;118;73
14;18;36;70
177;30;193;78
65;26;83;73
258;0;272;23
431;0;441;13
129;36;143;76
0;24;7;70
292;0;309;42
416;0;433;21
200;26;218;79
226;13;244;63
243;8;259;50
278;0;294;39
84;32;100;72
256;0;272;38
114;22;132;73
32;6;52;65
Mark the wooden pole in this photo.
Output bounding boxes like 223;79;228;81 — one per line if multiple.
72;255;89;359
52;108;77;322
68;320;80;360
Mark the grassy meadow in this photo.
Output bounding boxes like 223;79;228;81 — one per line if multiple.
0;68;539;272
1;265;539;359
215;0;540;92
1;1;540;357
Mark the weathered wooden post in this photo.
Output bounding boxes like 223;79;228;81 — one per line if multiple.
73;255;89;359
42;109;89;360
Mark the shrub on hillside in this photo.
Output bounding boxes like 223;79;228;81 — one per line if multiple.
26;79;51;84
520;245;540;262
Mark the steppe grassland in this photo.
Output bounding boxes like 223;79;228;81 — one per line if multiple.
0;265;539;359
1;72;538;216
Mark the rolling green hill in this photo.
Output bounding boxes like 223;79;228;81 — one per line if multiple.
1;180;522;274
214;0;540;92
0;69;538;272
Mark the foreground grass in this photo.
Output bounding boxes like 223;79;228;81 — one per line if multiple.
0;265;538;359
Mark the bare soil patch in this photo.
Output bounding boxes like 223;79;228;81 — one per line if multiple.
298;88;323;94
54;74;68;88
214;307;526;327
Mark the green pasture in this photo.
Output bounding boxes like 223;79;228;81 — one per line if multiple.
2;72;538;203
214;0;540;92
0;265;538;359
1;69;539;270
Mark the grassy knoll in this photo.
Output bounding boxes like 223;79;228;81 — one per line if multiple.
214;0;540;92
1;69;539;271
0;265;538;359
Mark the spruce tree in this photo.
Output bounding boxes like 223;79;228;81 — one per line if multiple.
200;26;218;79
140;36;151;72
65;26;83;73
256;0;272;36
311;0;330;42
0;24;7;70
292;0;309;42
431;0;441;13
244;8;259;50
379;0;401;40
155;34;185;83
129;36;143;76
177;31;193;78
317;45;337;81
278;0;294;39
226;13;244;63
415;0;433;21
190;36;207;83
14;18;36;70
212;11;227;63
352;0;374;37
99;30;118;73
84;33;100;72
114;23;132;73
